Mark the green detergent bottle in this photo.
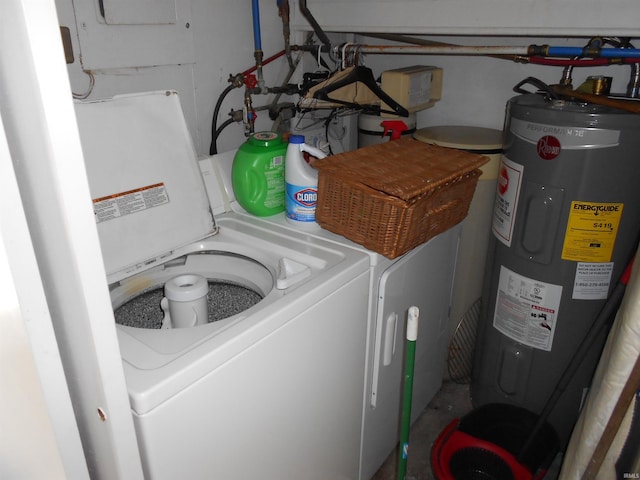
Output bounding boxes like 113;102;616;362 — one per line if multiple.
232;131;287;216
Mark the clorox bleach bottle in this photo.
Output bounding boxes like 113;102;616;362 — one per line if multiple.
285;135;327;229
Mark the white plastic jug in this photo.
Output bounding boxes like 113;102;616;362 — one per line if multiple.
284;135;327;230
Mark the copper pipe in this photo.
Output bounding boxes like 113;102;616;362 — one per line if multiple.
551;85;640;113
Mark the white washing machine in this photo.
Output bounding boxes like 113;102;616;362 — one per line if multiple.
207;149;462;480
74;91;370;480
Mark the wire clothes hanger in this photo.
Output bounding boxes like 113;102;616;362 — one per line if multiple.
300;65;410;117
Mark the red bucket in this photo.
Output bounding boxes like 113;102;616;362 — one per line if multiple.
431;403;559;480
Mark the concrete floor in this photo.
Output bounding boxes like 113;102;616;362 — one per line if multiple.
371;381;473;480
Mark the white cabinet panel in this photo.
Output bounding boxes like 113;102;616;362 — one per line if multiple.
102;0;177;25
292;0;640;37
72;0;193;69
361;226;460;480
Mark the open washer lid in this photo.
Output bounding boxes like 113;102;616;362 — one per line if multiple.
75;91;216;282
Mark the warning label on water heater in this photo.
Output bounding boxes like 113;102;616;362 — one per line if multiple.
492;156;524;247
493;266;563;351
561;201;623;262
572;262;614;300
92;183;169;223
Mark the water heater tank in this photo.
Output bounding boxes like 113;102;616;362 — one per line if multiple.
471;93;640;447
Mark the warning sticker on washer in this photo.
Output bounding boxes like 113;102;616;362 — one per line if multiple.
561;201;623;262
492;156;524;247
572;262;614;300
93;183;169;223
493;266;563;351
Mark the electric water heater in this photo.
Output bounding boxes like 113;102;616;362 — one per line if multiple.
472;92;640;447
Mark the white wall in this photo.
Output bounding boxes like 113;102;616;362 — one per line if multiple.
56;0;640;158
57;0;295;156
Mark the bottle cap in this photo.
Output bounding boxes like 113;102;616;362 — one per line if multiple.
249;131;282;147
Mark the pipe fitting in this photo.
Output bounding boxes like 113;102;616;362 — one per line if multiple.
243;91;256;135
559;64;574;87
582;46;602;58
253;50;266;91
254;49;264;67
527;44;550;57
228;73;245;89
229;109;244;123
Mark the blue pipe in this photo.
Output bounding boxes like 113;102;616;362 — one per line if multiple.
543;46;640;59
590;48;640;59
252;0;262;51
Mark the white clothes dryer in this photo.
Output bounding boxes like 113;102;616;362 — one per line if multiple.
74;91;370;480
207;149;462;480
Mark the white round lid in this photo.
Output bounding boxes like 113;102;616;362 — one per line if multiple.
414;125;503;152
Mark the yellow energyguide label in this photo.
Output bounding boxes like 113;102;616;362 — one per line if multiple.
561;201;623;262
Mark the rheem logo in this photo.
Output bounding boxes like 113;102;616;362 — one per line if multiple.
537;135;561;160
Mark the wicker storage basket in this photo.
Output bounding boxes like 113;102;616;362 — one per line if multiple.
314;138;489;259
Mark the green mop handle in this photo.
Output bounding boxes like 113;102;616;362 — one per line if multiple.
397;306;419;480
